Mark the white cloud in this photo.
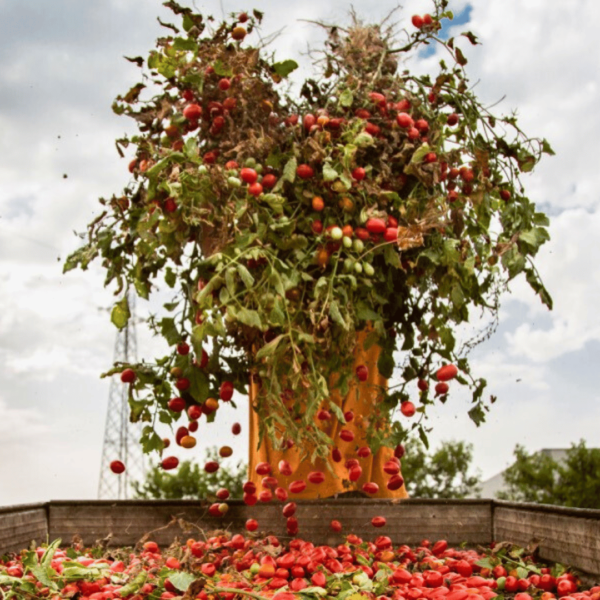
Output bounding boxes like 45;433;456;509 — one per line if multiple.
505;208;600;362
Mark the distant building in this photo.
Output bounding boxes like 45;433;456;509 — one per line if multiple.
479;449;569;499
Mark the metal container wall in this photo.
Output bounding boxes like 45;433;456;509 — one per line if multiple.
0;504;48;554
1;500;599;580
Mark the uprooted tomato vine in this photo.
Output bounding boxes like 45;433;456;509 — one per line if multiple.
65;0;553;462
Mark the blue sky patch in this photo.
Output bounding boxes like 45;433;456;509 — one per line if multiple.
419;3;473;59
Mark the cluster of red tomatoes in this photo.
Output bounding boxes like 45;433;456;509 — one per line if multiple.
111;363;459;494
1;533;592;600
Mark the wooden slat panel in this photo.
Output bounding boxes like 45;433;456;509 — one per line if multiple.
494;506;600;576
49;500;492;548
0;507;48;554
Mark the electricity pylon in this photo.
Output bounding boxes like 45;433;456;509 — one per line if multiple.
97;294;146;499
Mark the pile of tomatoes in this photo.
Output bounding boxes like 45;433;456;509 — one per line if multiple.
1;532;595;600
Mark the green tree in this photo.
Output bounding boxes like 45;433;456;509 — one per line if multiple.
401;439;481;498
498;440;600;509
132;448;246;499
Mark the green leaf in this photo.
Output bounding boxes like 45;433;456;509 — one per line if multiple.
31;565;57;589
160;317;180;346
184;137;199;160
111;296;130;330
213;60;233;77
468;403;486;427
188;369;209;404
451;285;465;308
273;60;299;78
40;539;61;571
256;335;285;360
542;138;556;156
301;586;328;596
355;301;381;323
502;247;526;279
268;300;286;327
339;88;354;107
410;143;432;164
282;157;297;183
475;557;496;570
329;300;348;330
165;266;177;288
461;31;479;45
322;162;339;182
519;227;550;253
354;132;375;148
118;570;149;596
384;244;401;268
141;427;164;453
455;47;468;66
237;264;255;288
377;349;395;379
236;307;262;329
173;37;198;52
261;193;286;214
167;571;196;593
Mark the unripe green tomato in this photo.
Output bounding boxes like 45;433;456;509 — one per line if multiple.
198;165;208;175
363;262;375;277
353;239;364;253
228;176;242;188
329;226;343;241
354;262;363;274
160;136;171;147
245;157;257;168
342;236;353;249
255;164;263;174
250;563;260;575
343;258;354;272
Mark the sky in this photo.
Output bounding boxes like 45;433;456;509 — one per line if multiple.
0;0;599;506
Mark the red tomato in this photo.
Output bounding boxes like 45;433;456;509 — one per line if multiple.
120;369;136;383
183;104;202;120
400;401;416;417
365;218;386;234
219;381;234;401
356;365;369;381
340;429;355;443
435;382;449;396
436;364;458;381
296;164;314;179
245;518;258;532
308;471;325;485
371;516;387;528
168;397;186;412
362;482;379;494
387;474;404;491
289;480;307;494
161;456;179;470
110;460;125;474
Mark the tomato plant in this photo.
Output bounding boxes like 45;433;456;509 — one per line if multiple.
65;1;553;464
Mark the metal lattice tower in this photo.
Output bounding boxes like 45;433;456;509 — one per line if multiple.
98;294;146;499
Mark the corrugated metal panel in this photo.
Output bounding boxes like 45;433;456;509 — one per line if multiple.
0;505;48;554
